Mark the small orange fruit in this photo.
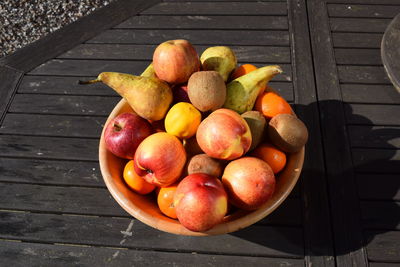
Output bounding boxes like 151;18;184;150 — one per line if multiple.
252;143;287;174
123;160;155;195
255;92;292;120
230;64;258;80
157;184;178;219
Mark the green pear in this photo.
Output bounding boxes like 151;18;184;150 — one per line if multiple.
80;72;172;121
140;63;157;78
241;111;266;151
223;65;282;114
200;46;237;82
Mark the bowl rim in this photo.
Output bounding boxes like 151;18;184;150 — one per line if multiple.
99;98;305;236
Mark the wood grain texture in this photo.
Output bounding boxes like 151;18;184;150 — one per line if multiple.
338;66;390;84
352;148;400;173
0;0;160;72
348;125;400;149
365;230;400;262
330;18;390;33
333;32;382;48
346;104;400;125
0;240;304;267
115;15;288;30
341;84;400;104
335;48;381;65
357;174;400;201
0;65;23;125
0;211;305;258
328;4;400;18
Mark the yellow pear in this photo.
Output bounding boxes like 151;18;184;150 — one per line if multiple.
80;72;172;121
200;46;237;82
140;63;158;78
223;65;282;114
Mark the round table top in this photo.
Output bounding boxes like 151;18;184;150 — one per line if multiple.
381;13;400;93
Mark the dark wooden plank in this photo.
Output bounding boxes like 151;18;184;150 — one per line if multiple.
370;263;400;267
348;125;400;149
357;174;400;201
0;158;103;187
365;231;400;262
0;0;160;73
58;44;292;64
307;0;367;265
0;211;304;258
288;0;335;266
0;183;127;216
333;32;382;48
352;148;400;173
141;2;287;15
164;0;287;1
0;135;98;161
0;240;305;267
346;104;400;126
338;66;390;84
9;94;120;116
327;4;400;18
0;114;105;138
335;48;381;65
259;198;302;226
330;18;391;33
341;84;400;104
0;65;23;125
18;75;117;96
382;13;400;92
87;29;290;46
115;15;288;30
360;201;400;230
327;0;400;4
28;59;293;82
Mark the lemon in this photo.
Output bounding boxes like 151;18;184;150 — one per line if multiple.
165;102;201;139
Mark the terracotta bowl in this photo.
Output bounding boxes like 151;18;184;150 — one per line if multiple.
99;98;305;236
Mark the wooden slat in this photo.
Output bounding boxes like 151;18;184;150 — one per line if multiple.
352;148;400;173
18;75;117;96
333;32;382;48
29;60;293;82
370;263;400;267
346;104;400;126
0;65;23;124
0;240;304;267
357;174;400;201
9;94;120;116
348;125;400;149
0;0;160;72
87;29;290;46
330;18;391;33
328;4;400;18
259;198;302;226
141;2;287;15
365;231;400;262
361;201;400;230
0;211;304;258
58;44;292;64
338;66;390;84
115;15;288;30
341;84;400;104
0;183;127;216
0;158;103;187
0;135;98;161
0;114;105;138
335;48;381;65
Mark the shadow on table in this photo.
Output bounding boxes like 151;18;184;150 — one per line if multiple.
229;100;400;258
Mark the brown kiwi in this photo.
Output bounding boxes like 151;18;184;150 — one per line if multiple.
187;154;224;178
187;71;226;112
268;114;308;153
241;111;266;151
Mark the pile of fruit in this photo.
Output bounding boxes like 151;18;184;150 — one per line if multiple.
81;39;308;232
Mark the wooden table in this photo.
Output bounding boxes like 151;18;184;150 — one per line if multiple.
0;0;399;266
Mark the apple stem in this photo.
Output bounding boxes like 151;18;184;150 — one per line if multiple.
78;78;101;85
146;169;153;174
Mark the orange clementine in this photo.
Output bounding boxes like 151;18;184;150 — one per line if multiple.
123;160;155;195
252;143;286;174
157;184;178;219
255;91;292;120
230;64;258;80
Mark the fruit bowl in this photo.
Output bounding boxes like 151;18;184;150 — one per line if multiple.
99;98;305;236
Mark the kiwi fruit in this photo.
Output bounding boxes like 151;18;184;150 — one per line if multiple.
187;71;226;112
241;111;266;151
187;153;224;178
268;114;308;153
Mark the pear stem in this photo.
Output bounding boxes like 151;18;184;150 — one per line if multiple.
78;79;101;85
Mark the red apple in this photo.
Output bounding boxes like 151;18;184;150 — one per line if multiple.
173;84;191;104
134;132;187;187
153;39;200;84
104;112;153;159
196;108;252;160
174;173;228;232
222;157;275;210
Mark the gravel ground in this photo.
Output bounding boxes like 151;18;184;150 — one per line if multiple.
0;0;113;58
